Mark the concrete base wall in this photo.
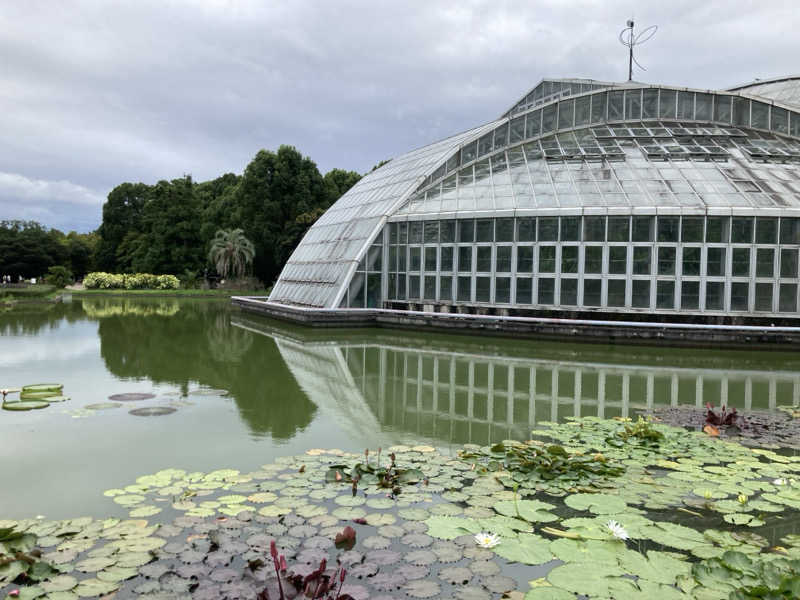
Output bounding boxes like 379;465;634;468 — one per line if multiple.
231;296;800;349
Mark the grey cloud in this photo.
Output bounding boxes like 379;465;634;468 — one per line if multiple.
0;0;798;231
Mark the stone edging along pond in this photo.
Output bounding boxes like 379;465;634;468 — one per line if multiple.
3;416;800;599
232;297;800;350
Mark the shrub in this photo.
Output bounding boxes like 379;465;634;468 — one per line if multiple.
46;265;73;288
83;272;180;290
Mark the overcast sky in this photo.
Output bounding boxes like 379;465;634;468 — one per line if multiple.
1;0;798;232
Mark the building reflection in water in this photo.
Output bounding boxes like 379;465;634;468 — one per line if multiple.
233;315;800;448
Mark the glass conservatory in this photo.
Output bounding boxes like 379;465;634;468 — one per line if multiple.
269;77;800;321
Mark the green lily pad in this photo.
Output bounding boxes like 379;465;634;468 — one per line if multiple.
2;400;50;411
564;493;628;515
492;533;553;565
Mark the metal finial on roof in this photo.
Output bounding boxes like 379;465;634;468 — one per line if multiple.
619;19;657;82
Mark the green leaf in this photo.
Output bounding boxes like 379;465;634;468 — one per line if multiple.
494;500;558;523
492;534;552;565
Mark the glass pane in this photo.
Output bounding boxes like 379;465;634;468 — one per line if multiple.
440;276;453;302
457;276;471;301
538;217;558;241
458;219;474;243
608;217;630;242
517;217;536;242
780;217;800;244
584;216;606;242
632;280;650;308
440;246;454;271
476;276;491;302
657;217;679;242
706;281;724;311
496;218;514;242
517;246;534;272
590;93;607;123
410;247;421;271
398;222;408;244
732;218;754;244
495;277;511;303
779;283;798;312
409;221;423;243
755;282;773;311
538;278;555;304
681;281;700;310
609;246;628;274
608;279;626;307
656;281;675;309
539;246;556;273
730;282;749;311
440;220;456;242
707;247;726;277
476;246;492;272
682;247;701;276
424;275;436;300
584;246;603;274
659;90;676;119
583;279;602;306
424;221;439;244
642;89;658;119
658;247;676;275
560;217;581;241
706;217;729;243
558;99;574;129
608;90;624;120
458;246;472;272
756;218;778;244
496;246;512;272
424;247;437;271
516;277;532;304
561;246;578;273
633;246;651;274
714;95;731;123
349;274;365;307
368;245;382;271
780;249;798;279
476;219;493;242
409;274;420;299
756;248;774;278
732;248;750;277
681;218;703;243
560;279;577;305
632;216;654;242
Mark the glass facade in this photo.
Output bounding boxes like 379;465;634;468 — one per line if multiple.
379;215;800;315
272;77;800;319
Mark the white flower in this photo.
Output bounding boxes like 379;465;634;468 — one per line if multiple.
606;520;630;541
474;532;501;548
774;478;788;486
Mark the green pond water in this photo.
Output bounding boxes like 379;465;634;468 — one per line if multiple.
2;296;800;522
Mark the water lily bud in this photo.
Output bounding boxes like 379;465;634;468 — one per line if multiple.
738;494;748;504
270;539;278;559
279;555;287;571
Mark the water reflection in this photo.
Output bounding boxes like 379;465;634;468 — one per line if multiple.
233;314;800;447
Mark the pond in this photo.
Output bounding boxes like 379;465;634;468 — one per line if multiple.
3;297;800;598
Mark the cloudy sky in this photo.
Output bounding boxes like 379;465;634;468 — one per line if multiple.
1;0;798;232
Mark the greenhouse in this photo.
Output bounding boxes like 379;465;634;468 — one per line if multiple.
268;76;800;322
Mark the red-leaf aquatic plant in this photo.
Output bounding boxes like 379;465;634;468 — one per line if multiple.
256;533;354;600
705;403;740;427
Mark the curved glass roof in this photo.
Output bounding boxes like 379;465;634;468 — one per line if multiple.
271;78;800;309
269;120;501;307
729;76;800;109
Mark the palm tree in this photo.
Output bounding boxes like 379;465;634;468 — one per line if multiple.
208;229;255;280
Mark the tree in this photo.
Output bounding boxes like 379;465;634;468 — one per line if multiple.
94;183;150;271
208;228;255;280
323;168;361;204
230;146;329;285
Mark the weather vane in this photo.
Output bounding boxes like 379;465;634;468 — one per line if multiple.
619;19;657;82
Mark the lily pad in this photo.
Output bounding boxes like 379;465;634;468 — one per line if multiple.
108;392;155;402
129;406;177;417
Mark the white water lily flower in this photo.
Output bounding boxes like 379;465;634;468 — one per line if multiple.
474;532;501;548
774;478;788;486
606;520;630;541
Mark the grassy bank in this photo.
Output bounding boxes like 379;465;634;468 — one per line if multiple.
0;285;61;303
71;288;270;298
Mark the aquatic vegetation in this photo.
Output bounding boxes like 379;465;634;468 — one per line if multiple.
2;384;68;411
459;438;625;495
324;449;425;496
646;405;800;449
129;407;177;417
0;525;56;588
4;421;800;598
